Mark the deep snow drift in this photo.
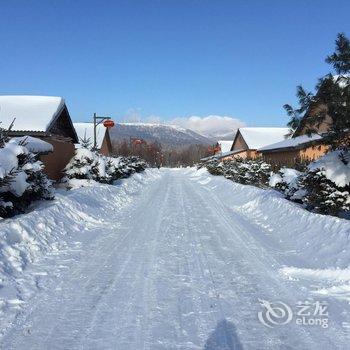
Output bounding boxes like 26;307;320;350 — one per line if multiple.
0;168;350;349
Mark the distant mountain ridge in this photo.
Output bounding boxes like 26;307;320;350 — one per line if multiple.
110;123;214;148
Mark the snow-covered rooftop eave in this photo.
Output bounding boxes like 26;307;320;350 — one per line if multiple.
258;134;324;153
0;95;66;132
216;149;245;159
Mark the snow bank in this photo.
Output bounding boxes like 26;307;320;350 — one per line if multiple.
280;266;350;302
189;167;350;302
188;167;350;269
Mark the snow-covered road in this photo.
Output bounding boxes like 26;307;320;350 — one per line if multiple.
1;169;350;349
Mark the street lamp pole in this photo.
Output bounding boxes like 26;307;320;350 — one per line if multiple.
93;112;112;150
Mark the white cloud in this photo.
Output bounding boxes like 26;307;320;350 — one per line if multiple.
169;115;246;138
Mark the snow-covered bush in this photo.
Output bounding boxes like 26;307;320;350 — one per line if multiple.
64;148;112;183
269;168;306;201
204;157;271;188
64;148;147;186
206;159;224;176
269;151;350;217
0;139;54;218
220;158;271;187
301;150;350;216
232;158;271;187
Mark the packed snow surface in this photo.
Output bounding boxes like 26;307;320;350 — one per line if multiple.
238;127;289;149
0;168;350;349
0;96;64;131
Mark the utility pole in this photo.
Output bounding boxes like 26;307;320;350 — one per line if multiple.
93;113;113;150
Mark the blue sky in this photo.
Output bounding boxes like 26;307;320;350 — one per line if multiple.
0;0;349;133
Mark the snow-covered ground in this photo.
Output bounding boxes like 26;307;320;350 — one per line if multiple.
0;168;350;349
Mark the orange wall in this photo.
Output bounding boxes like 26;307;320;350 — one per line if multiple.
261;144;329;170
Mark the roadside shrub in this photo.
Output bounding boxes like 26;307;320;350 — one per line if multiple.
301;150;350;216
269;168;306;202
222;158;271;187
206;159;224;176
64;148;148;186
204;157;271;188
0;141;54;218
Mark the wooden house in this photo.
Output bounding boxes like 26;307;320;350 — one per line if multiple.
0;95;78;180
258;105;331;169
221;127;289;161
258;134;328;169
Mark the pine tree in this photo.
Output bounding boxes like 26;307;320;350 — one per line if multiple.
79;131;92;149
284;33;350;148
301;169;350;216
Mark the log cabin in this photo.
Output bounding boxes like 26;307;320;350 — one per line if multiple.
0;95;78;180
220;127;289;161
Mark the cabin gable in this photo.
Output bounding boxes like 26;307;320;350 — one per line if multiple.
48;105;78;142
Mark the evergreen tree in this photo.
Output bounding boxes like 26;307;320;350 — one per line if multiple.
284;33;350;148
79;131;92;149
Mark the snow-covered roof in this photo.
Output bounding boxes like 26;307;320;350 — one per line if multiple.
8;136;53;154
200;149;244;162
238;127;290;149
216;149;245;160
0;96;65;132
218;140;233;153
74;123;107;149
259;134;323;152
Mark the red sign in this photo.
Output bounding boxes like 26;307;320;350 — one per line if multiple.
103;120;115;128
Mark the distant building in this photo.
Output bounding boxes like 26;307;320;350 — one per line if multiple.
215;140;233;154
258;101;332;169
222;127;289;161
74;122;113;156
0;95;78;180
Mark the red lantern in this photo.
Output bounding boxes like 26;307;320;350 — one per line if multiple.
103;120;115;128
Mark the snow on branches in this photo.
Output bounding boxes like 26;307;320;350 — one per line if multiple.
205;157;271;188
0;138;54;218
64;148;148;187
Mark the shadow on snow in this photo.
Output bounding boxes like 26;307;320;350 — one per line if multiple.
204;319;244;350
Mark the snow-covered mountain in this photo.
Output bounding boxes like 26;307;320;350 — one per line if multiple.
203;130;237;141
110;123;214;147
